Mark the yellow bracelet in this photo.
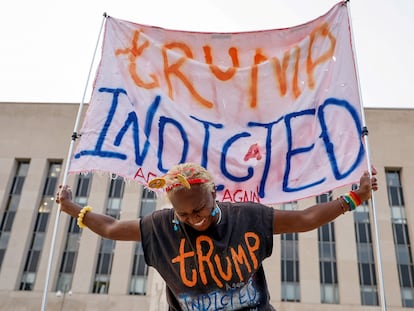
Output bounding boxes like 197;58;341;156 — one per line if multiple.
77;206;92;229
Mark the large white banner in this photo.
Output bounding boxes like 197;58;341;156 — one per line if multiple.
69;2;367;204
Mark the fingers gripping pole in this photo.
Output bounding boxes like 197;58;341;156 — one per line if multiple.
40;13;108;311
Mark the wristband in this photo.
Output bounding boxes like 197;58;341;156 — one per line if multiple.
340;191;362;211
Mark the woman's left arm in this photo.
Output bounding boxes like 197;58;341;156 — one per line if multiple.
273;168;378;234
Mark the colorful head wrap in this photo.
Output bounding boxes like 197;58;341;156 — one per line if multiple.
148;163;214;193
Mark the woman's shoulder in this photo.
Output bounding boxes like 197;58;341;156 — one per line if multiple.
219;201;274;220
221;201;271;211
141;208;172;226
150;208;172;217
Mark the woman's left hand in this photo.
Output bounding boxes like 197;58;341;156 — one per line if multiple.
355;166;378;202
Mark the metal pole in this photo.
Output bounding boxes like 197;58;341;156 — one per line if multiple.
40;13;107;311
345;1;387;309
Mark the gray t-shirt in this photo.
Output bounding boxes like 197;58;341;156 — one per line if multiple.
140;201;275;311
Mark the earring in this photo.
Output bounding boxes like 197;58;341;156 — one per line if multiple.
172;219;179;232
211;205;219;216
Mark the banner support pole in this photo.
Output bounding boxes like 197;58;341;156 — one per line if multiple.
345;1;387;310
40;12;107;311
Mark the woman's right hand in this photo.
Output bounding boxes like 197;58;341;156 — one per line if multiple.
56;185;73;211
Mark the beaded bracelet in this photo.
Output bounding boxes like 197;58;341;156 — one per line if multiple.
77;206;92;229
340;191;362;211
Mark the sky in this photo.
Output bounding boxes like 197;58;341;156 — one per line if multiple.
1;0;413;108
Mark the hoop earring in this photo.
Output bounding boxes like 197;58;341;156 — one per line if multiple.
211;205;219;216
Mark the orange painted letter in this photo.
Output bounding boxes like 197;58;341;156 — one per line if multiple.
163;42;213;109
214;254;233;282
203;46;239;81
230;245;252;282
292;47;302;99
244;232;260;269
250;49;268;108
115;30;159;89
270;51;290;97
307;23;336;89
196;236;223;287
171;238;197;287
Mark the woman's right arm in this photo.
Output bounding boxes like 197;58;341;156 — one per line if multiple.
57;185;141;241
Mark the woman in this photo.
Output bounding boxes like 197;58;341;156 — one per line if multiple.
57;162;378;310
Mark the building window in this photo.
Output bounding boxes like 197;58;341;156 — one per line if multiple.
316;191;332;204
129;188;156;295
0;161;30;270
386;170;414;307
19;162;61;291
55;173;92;292
129;243;148;295
317;192;339;304
386;170;404;207
354;203;379;305
279;202;300;302
281;232;300;301
92;176;124;294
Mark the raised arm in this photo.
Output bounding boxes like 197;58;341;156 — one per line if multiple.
273;168;378;234
57;185;141;241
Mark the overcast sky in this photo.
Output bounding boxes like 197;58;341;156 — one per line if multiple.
1;0;413;108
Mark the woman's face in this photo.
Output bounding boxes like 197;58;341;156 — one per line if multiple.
169;184;216;231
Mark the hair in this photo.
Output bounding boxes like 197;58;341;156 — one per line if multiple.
162;163;215;196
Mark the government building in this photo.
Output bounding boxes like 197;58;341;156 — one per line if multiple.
0;102;413;310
